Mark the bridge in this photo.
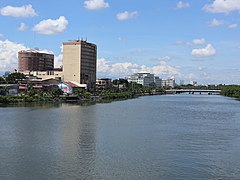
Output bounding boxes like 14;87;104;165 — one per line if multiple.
165;89;221;95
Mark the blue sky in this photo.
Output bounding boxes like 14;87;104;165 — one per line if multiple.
0;0;240;84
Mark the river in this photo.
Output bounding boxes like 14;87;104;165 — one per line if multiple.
0;94;240;179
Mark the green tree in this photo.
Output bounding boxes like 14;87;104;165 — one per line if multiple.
51;88;63;98
0;85;9;96
5;72;26;84
0;77;6;84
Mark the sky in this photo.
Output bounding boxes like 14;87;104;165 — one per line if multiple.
0;0;240;84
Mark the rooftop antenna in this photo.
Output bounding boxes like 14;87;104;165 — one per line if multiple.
85;37;87;42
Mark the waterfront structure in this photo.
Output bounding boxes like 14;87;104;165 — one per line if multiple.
18;50;54;72
62;40;97;90
161;78;175;88
127;73;155;86
96;78;112;90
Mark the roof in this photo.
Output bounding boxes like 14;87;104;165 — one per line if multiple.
65;81;87;88
19;86;28;90
19;49;53;55
63;40;96;47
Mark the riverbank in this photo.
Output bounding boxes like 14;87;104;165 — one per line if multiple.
221;85;240;99
0;91;165;105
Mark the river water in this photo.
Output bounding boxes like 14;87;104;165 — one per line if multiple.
0;94;240;180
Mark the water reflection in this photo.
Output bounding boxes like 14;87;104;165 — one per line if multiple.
1;95;240;179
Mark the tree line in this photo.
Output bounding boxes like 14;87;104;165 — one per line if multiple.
221;85;240;99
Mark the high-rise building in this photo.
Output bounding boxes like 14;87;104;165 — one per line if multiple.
62;40;97;90
18;50;54;72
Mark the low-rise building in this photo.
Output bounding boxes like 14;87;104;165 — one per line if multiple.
127;73;155;86
21;70;63;82
161;78;175;88
154;76;162;87
96;78;112;90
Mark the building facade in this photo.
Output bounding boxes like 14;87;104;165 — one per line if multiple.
62;40;97;90
154;76;162;87
161;78;175;88
96;78;112;90
18;50;54;72
21;70;63;82
127;73;155;86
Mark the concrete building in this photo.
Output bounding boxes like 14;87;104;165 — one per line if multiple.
127;73;155;86
62;40;97;90
161;78;175;88
154;76;162;87
21;70;63;82
18;50;54;72
96;78;112;90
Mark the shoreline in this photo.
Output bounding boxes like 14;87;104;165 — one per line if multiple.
0;91;165;106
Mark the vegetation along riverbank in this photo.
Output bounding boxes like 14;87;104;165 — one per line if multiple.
221;85;240;99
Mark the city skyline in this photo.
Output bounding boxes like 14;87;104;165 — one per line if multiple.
0;0;240;84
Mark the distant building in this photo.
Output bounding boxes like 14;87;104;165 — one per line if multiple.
161;78;175;88
18;49;54;72
96;78;112;90
127;73;155;86
154;76;162;87
190;80;197;86
62;40;97;91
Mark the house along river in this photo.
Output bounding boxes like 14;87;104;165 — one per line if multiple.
0;94;240;179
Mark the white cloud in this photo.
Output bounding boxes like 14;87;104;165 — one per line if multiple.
84;0;109;10
192;44;216;57
54;45;63;68
32;16;68;35
0;40;63;72
176;1;190;9
175;41;191;46
116;11;138;21
192;38;206;45
0;40;27;72
18;22;28;31
176;38;206;46
0;4;37;17
54;54;63;68
203;0;240;13
97;58;180;78
209;18;224;27
228;23;238;29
